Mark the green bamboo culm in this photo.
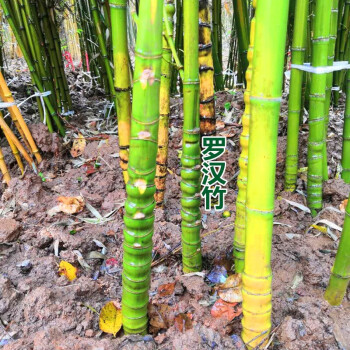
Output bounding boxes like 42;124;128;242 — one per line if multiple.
122;0;163;334
232;0;250;85
181;0;202;273
89;0;116;103
322;0;339;181
211;0;224;91
110;0;132;184
333;0;350;106
341;64;350;182
233;14;256;274
241;0;289;347
324;195;350;305
284;0;309;191
155;0;175;207
307;0;333;216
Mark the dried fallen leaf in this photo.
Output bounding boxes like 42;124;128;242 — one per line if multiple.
215;120;225;130
158;282;175;297
48;196;85;216
99;301;122;336
71;133;86;158
340;199;348;212
148;304;175;332
211;299;242;321
217;274;243;303
58;260;77;281
174;313;193;332
219;273;241;289
218;287;242;303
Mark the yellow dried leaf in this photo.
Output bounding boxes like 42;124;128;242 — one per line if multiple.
58;261;77;281
340;199;348;213
311;224;327;234
216;274;242;303
54;196;85;215
219;273;241;289
99;301;122;336
71;133;86;158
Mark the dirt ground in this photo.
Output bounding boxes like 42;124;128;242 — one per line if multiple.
0;66;349;350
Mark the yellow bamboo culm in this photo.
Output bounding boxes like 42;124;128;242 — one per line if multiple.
233;15;256;273
241;0;290;347
198;0;216;136
0;146;11;184
3;128;24;174
0;71;42;163
0;112;35;171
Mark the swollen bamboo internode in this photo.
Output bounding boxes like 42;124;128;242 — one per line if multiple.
121;0;163;334
242;0;289;347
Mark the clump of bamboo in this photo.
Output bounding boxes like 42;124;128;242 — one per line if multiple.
121;0;163;334
233;14;256;274
307;0;333;216
285;0;309;191
198;0;216;137
0;71;42;164
155;0;175;207
324;195;350;305
181;0;202;273
0;0;68;135
241;0;289;347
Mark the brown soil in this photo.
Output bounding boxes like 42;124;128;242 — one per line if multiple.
0;70;349;350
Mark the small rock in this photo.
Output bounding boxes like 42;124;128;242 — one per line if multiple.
0;218;20;243
85;329;94;337
16;259;32;274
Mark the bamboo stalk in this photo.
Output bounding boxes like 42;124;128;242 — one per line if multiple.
199;0;216;137
0;146;10;185
0;112;35;170
307;0;333;216
341;60;350;182
324;196;350;305
110;0;132;184
155;0;175;207
121;0;163;334
323;0;339;181
2;127;24;174
233;14;256;274
181;0;201;273
0;71;42;163
232;0;250;84
285;0;309;191
241;0;289;347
